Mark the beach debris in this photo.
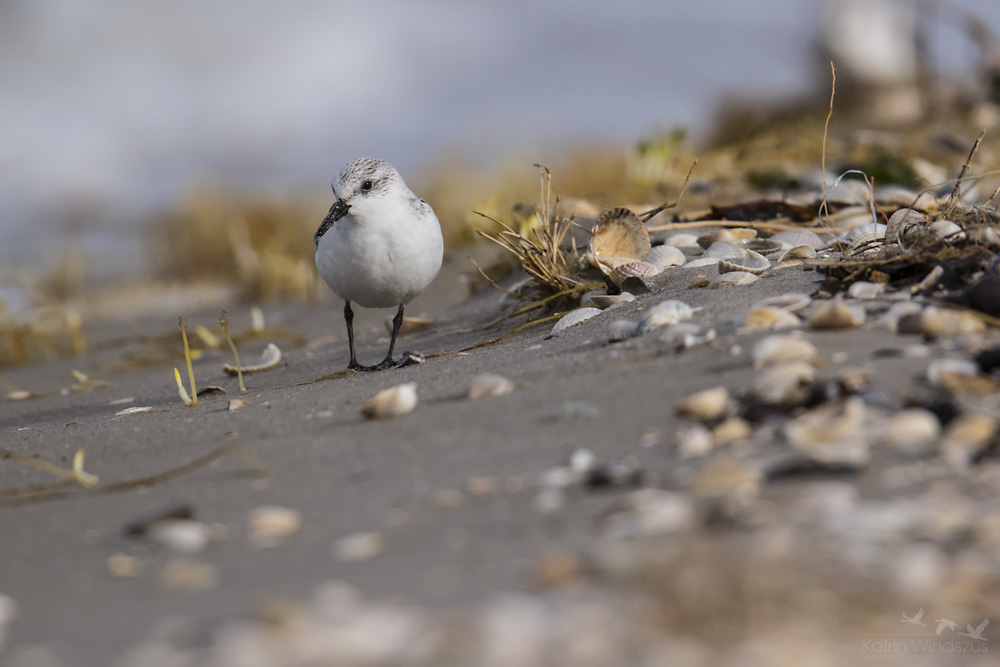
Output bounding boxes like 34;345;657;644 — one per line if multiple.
0;593;16;651
114;406;161;417
228;398;248;410
637;299;694;334
809;298;865;329
770;229;825;249
107;553;144;579
900;306;985;338
675;386;730;422
246;505;302;549
225;342;281;375
846;281;884;299
880;409;941;457
175;317;198;406
332;531;385;562
643;244;686;269
607;319;640;342
160;558;218;592
753;362;817;406
551;307;602;333
691;456;761;519
784;398;869;470
600;489;695;538
709;271;758;288
395;351;425;368
468;373;515;400
743;306;800;331
5;390;34;401
219;311;246;392
385;315;433;335
148;519;215;554
718;249;770;275
361;383;418;419
676;424;715;458
123;502;196;536
754;292;812;313
590;292;635;309
752;334;818;369
589;207;652;272
941;413;997;470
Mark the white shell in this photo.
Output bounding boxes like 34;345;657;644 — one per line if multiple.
637;299;694;334
468;374;515;399
881;409;940;456
224;342;281;375
663;233;701;249
608;319;640;341
698;228;757;247
675;386;730;422
701;241;745;261
590;292;635;309
718;249;770;275
683;257;720;268
246;506;303;548
643;245;686;269
941;413;998;469
361;382;418;419
844;222;887;248
775;245;817;262
752;333;817;369
551;307;603;333
929;220;965;241
743;306;801;331
589;207;651;271
808;298;865;329
915;306;985;337
753;362;816;405
886;208;924;239
769;229;825;249
846;281;885;299
148;520;213;554
785;398;869;467
754;292;812;313
710;271;759;287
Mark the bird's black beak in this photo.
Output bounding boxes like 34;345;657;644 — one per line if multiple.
313;198;351;246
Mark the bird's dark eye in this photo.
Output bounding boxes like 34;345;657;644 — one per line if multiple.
361;180;373;191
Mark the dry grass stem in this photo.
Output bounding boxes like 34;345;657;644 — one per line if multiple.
942;129;987;217
219;311;246;392
639;159;698;222
176;317;198;406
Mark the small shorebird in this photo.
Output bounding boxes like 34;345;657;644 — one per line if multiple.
314;158;443;371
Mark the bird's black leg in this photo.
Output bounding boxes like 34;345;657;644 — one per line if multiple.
344;300;364;371
374;304;405;370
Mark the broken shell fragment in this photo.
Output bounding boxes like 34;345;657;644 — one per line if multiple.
224;343;281;375
468;374;515;399
808;298;865;329
590;292;635;309
361;383;418;419
637;299;694;334
743;306;800;331
551;307;602;333
718;249;770;275
643;245;686;269
847;281;884;299
752;334;818;369
589;207;651;272
675;386;730;422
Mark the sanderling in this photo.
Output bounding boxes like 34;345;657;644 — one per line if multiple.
314;157;443;371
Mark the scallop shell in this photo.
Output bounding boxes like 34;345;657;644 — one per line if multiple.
675;386;730;422
808;298;865;329
607;319;640;342
224;343;281;375
684;257;721;268
775;245;817;262
881;409;940;457
743;306;801;331
886;208;925;239
701;240;746;261
929;219;965;241
589;207;651;272
844;222;887;248
769;229;825;249
747;238;786;256
589;292;636;309
846;281;884;299
663;233;701;249
609;261;660;287
361;382;418;419
710;271;759;288
754;292;812;313
718;249;770;275
637;299;694;334
752;333;817;369
697;228;757;248
468;373;515;399
753;362;816;405
643;245;686;269
551;307;603;333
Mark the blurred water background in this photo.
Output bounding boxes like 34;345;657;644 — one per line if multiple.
1;0;998;278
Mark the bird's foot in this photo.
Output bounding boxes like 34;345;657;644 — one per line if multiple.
347;358;396;372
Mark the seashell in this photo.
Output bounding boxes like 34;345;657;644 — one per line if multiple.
969;226;1000;245
246;506;303;549
360;382;418;419
710;271;758;288
228;399;248;410
683;257;720;268
844;222;887;248
886;208;925;240
637;299;694;334
929;219;965;241
664;233;701;249
827;178;875;205
847;281;884;299
941;413;997;470
609;261;660;287
876;301;923;332
712;417;752;445
332;531;385;562
754;292;812;313
743;306;800;331
753;362;816;406
468;373;515;399
589;207;651;272
752;333;817;368
589;292;635;309
676;424;714;458
881;409;940;457
160;559;218;592
690;456;761;513
224;342;281;375
913;306;985;338
148;520;213;554
718;249;770;275
746;238;784;255
659;322;715;349
775;244;817;262
926;359;1000;395
808;298;865;329
384;316;432;335
785;398;868;468
551;307;603;333
643;245;686;269
701;240;746;261
769;229;826;249
600;489;695;539
697;228;757;248
675;386;730;422
607;319;639;342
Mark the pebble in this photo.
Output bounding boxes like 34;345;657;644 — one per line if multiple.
332;531;385;562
